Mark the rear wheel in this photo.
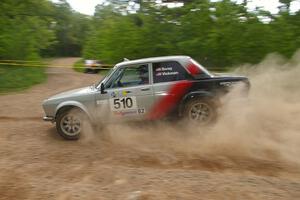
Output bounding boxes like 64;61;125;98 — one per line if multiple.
56;108;87;140
183;98;217;125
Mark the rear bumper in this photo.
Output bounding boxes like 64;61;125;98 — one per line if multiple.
43;116;54;122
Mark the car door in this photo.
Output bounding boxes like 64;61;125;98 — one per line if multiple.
147;61;192;120
96;63;154;122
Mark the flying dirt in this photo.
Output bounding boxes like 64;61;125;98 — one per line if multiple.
97;51;300;174
0;54;300;199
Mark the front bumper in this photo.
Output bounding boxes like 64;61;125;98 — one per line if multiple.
43;116;54;122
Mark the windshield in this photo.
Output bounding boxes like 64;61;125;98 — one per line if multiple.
95;67;115;89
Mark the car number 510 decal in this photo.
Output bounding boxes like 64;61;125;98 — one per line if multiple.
109;97;137;111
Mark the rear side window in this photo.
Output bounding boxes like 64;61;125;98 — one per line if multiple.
152;61;188;83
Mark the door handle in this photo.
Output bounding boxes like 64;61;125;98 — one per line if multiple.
141;88;150;91
125;90;132;93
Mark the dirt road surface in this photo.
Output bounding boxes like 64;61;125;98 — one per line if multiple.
0;58;300;200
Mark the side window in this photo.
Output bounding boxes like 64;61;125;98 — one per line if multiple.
109;64;149;88
152;61;189;83
105;67;124;89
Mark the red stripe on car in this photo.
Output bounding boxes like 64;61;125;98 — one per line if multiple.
187;62;201;75
147;80;193;120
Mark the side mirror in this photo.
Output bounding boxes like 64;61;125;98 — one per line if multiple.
100;83;107;94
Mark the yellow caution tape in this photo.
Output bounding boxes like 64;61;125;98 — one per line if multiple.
0;62;113;69
0;60;226;71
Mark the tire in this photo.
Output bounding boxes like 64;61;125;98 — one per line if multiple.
56;108;88;140
183;98;217;125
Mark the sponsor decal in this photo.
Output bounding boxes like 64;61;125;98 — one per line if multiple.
113;110;138;116
113;108;146;117
111;91;116;98
122;90;128;96
96;100;108;105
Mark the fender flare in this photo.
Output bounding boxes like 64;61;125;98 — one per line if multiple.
54;101;92;120
178;91;217;116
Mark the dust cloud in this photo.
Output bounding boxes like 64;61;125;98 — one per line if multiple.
84;51;300;176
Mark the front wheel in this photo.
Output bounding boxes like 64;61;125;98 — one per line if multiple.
183;98;217;125
56;108;87;140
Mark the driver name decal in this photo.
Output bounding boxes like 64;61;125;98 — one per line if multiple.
155;66;179;77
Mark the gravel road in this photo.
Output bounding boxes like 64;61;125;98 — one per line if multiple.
0;57;299;200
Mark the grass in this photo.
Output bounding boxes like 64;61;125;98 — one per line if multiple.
0;62;47;94
73;59;85;73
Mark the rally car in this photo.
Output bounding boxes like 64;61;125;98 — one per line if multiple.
43;56;250;140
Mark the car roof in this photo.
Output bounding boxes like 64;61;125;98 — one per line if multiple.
115;55;191;67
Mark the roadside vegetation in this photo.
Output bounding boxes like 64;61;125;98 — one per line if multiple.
0;0;90;93
73;59;85;73
0;63;46;94
84;0;300;68
0;0;299;93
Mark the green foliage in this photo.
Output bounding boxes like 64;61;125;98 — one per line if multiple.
0;0;55;60
83;0;300;69
0;0;52;93
43;0;92;57
0;0;92;59
0;0;93;93
0;0;300;73
73;59;85;73
0;64;46;93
